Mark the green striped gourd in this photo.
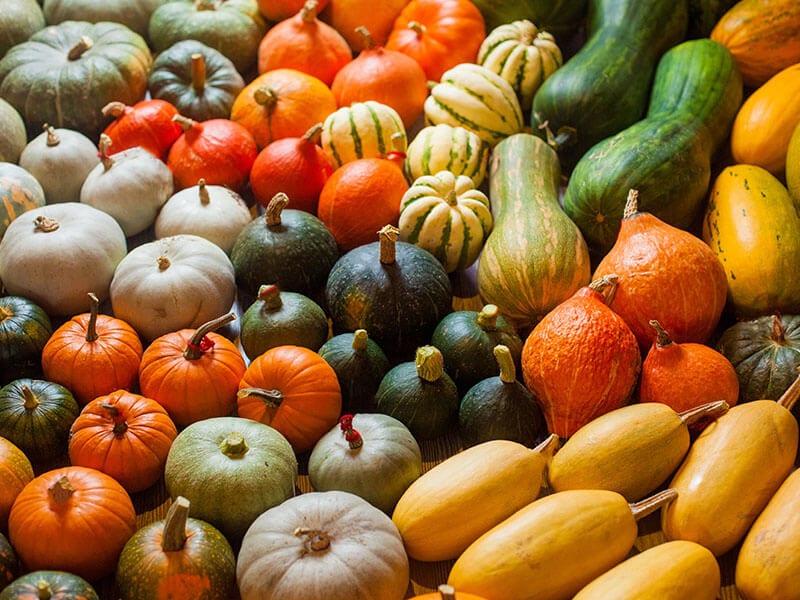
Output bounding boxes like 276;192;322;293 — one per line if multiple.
405;123;489;187
424;63;524;146
321;100;406;168
477;19;563;113
398;170;493;273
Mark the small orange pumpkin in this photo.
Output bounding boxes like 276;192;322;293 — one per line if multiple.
0;437;33;533
101;99;183;160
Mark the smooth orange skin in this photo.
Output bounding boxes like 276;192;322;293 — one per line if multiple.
0;438;33;533
320;0;409;52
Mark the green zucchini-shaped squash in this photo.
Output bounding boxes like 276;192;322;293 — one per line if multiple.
563;38;743;257
476;133;590;331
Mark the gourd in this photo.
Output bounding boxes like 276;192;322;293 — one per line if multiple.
0;437;33;533
308;413;422;513
100;99;182;160
531;0;687;171
109;234;236;342
0;0;44;59
0;162;46;240
0;296;52;385
237;490;409;600
392;434;558;562
164;416;298;545
0;570;99;600
0;99;27;164
0;203;127;317
404;123;488;188
477;133;590;331
42;0;167;41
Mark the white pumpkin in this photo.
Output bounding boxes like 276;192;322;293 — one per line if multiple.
80;134;174;237
0;202;127;316
154;178;253;254
236;490;410;600
109;234;236;341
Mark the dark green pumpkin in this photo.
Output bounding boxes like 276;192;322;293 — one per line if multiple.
0;570;99;600
239;283;329;361
0;378;79;464
458;344;548;448
0;296;52;385
318;329;391;415
0;163;46;240
0;0;44;66
42;0;168;41
148;39;244;122
0;532;19;589
374;346;459;440
431;303;523;394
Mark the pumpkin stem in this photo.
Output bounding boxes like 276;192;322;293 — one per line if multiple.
622;188;640;219
266;192;289;227
0;305;10;320
198;178;210;205
100;401;128;436
588;274;619;305
157;256;171;271
219;431;249;457
301;0;319;21
20;385;40;411
33;215;60;232
101;101;128;119
777;370;800;412
191;53;207;93
98;133;114;172
257;284;283;311
408;21;426;38
351;329;369;351
184;312;236;360
378;224;400;265
416;345;444;382
161;496;191;552
43;123;60;147
679;400;729;427
48;475;75;505
294;527;331;553
355;25;375;49
35;580;53;600
476;304;499;331
253;86;279;110
303;122;324;144
649;319;672;348
67;35;93;61
85;292;100;342
172;114;196;132
195;0;218;10
629;488;678;521
770;314;786;342
494;344;517;384
437;584;456;600
534;117;575;152
385;131;407;166
339;414;363;449
237;387;284;410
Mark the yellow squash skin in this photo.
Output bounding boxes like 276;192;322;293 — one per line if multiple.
701;164;800;318
573;540;720;600
391;435;556;562
736;467;800;600
787;120;800;201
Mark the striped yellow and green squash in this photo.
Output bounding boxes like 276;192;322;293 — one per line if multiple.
398;170;493;273
477;132;591;331
404;123;489;187
424;63;524;147
321;100;406;169
0;162;45;240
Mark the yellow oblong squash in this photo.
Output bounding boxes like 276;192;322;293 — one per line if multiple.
391;435;557;562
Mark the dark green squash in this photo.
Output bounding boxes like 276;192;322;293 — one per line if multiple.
0;296;52;385
458;344;548;448
0;378;79;465
42;0;168;42
239;283;329;361
0;163;46;241
0;570;99;600
469;0;588;42
148;39;245;122
318;329;391;415
0;532;19;589
374;345;459;440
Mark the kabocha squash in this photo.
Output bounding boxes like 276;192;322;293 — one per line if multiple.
0;296;52;385
42;0;167;41
0;531;19;588
0;162;46;240
100;99;182;160
0;0;44;59
477;133;590;331
0;570;99;600
392;435;558;562
0;437;33;533
237;490;409;600
0;99;27;165
116;496;236;600
308;413;422;513
404;123;488;187
8;466;136;582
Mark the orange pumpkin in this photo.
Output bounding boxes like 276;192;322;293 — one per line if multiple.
101;99;183;160
0;437;33;533
68;390;178;494
8;465;136;582
258;0;330;21
41;292;143;406
320;0;409;52
237;345;342;453
138;313;247;428
230;68;338;150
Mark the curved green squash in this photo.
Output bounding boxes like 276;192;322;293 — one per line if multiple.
476;133;590;331
0;295;52;385
563;38;743;258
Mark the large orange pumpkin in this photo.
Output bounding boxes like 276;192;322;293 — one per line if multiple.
0;437;33;533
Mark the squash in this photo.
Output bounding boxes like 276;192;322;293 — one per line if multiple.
701;164;800;318
0;437;33;534
0;531;20;588
477;133;590;331
100;99;182;160
0;162;46;241
392;434;558;562
116;496;236;600
404;123;488;188
0;296;52;385
0;570;99;600
308;413;422;514
42;0;167;41
0;99;27;164
164;416;298;544
0;0;44;59
109;234;236;343
409;586;487;600
788;119;800;200
237;490;409;600
0;203;127;317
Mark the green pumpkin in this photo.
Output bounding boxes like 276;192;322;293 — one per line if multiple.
0;570;99;600
0;532;20;590
0;99;26;164
0;162;46;240
0;20;152;140
148;39;244;122
0;295;52;385
42;0;169;41
0;0;45;59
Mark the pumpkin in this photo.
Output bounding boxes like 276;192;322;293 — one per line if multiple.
399;170;492;273
100;99;183;160
0;203;127;317
164;416;298;544
0;531;19;588
0;295;52;385
41;292;143;406
17;124;99;205
154;178;253;255
115;496;237;600
239;284;329;360
404;123;489;188
0;99;27;164
520;275;642;438
385;0;486;82
308;413;423;513
257;1;352;86
0;437;33;534
138;313;246;428
8;466;136;582
0;20;152;140
0;0;44;59
148;0;267;75
237;345;342;454
231;68;337;150
0;378;80;465
319;0;408;52
325;224;453;361
80;134;175;238
236;490;409;600
42;0;167;41
110;234;237;343
148;39;245;122
0;570;99;600
0;162;46;241
258;0;330;21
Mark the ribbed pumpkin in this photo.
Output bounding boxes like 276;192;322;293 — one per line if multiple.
0;437;33;533
0;162;45;241
404;123;489;187
321;100;406;169
0;296;52;385
100;99;183;160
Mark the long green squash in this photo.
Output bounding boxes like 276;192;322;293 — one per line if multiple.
476;133;590;331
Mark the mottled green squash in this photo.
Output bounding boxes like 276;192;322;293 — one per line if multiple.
0;296;52;385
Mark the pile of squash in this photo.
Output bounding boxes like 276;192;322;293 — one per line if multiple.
1;0;800;598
